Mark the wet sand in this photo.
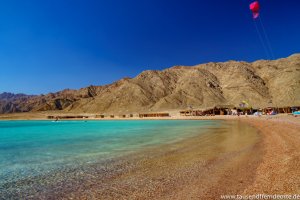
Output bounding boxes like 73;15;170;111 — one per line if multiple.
1;116;300;199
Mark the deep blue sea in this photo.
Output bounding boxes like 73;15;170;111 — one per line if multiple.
0;120;220;185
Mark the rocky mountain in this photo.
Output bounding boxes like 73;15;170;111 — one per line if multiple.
0;92;32;101
1;54;300;114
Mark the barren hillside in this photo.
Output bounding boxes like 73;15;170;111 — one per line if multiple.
1;54;299;114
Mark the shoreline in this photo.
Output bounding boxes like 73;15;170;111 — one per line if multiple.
2;120;262;199
1;115;299;199
0;112;298;121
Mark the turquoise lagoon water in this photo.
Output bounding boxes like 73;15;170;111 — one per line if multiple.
0;120;220;185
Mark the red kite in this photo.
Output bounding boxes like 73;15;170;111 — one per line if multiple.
250;1;260;19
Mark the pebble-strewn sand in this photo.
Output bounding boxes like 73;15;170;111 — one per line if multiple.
65;116;300;199
1;115;300;199
241;117;300;195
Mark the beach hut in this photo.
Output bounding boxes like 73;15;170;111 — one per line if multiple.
179;110;203;116
60;115;80;119
215;105;235;115
201;107;216;116
200;105;235;116
139;113;170;118
277;107;292;114
179;110;191;116
194;110;203;116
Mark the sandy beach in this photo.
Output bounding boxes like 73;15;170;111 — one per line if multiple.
241;117;300;195
1;114;299;199
85;116;300;200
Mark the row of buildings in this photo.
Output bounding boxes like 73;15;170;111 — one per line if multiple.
179;105;300;116
47;105;300;119
47;113;170;119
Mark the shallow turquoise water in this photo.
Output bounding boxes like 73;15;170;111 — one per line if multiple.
0;120;220;185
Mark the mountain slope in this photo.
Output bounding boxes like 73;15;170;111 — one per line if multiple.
1;54;299;114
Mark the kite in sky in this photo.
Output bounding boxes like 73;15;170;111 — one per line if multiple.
250;1;260;19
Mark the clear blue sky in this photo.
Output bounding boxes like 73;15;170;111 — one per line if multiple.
0;0;299;94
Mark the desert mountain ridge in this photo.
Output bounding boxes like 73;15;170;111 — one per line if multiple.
1;54;300;114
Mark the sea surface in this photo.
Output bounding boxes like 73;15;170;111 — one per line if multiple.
0;120;221;187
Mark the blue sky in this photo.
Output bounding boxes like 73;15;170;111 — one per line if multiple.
0;0;299;94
